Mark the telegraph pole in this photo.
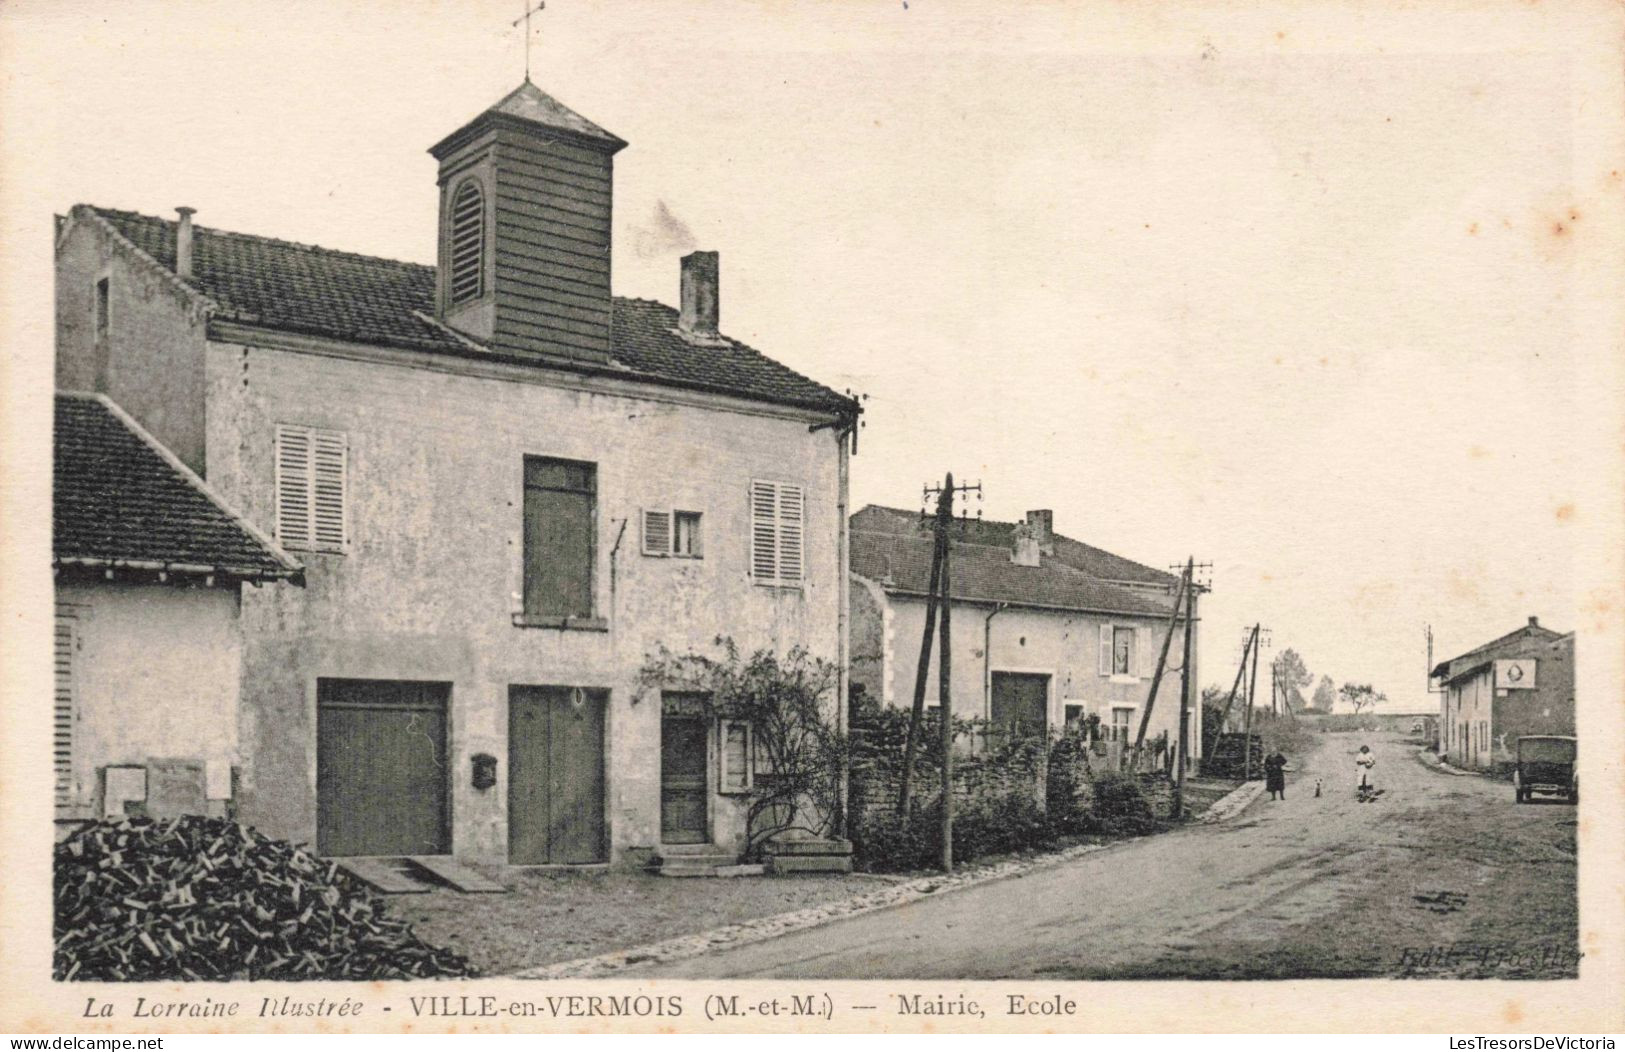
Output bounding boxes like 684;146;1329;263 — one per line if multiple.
897;520;944;816
911;473;981;873
1171;569;1197;818
1132;560;1192;769
1244;626;1264;781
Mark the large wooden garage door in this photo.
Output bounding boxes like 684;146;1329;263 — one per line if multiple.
990;672;1049;737
509;686;607;865
317;678;450;857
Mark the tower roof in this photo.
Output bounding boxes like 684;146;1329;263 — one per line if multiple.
429;81;626;158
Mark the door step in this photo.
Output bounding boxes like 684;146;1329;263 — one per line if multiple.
650;845;753;877
333;855;509;894
763;837;854;874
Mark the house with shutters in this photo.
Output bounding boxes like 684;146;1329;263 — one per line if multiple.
52;80;860;867
848;505;1200;765
52;392;303;832
1430;616;1575;771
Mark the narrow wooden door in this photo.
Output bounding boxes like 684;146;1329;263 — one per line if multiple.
316;679;450;857
660;714;709;844
509;686;607;865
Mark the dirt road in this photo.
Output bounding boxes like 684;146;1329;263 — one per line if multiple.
627;731;1578;979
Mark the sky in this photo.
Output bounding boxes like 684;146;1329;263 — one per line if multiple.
2;0;1615;711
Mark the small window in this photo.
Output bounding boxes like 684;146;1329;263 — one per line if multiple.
719;720;752;794
448;178;486;305
674;511;702;558
524;457;596;619
93;277;110;342
642;509;704;558
1109;707;1134;742
275;424;347;552
750;480;804;585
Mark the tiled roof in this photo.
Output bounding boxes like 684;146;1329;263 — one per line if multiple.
77;206;854;414
851;505;1177;587
851;530;1177;618
1432;620;1568;681
54;393;301;581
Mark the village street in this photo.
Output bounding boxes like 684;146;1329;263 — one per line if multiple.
626;731;1579;980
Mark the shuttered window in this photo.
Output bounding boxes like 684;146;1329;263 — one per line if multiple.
448;179;486;304
523;457;596;618
642;510;673;556
642;509;703;558
1098;624;1113;676
54;615;77;807
719;720;752;794
749;480;804;586
275;424;347;552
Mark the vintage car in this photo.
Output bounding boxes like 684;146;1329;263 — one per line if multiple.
1513;735;1577;804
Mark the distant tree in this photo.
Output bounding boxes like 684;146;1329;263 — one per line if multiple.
1310;675;1337;714
1274;648;1312;711
1338;682;1386;716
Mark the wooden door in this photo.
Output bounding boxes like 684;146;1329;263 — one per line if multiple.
317;679;450;857
991;672;1049;737
660;714;709;844
509;686;607;864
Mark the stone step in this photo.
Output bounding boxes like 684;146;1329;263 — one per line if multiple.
660;843;732;856
765;838;853;857
769;854;853;874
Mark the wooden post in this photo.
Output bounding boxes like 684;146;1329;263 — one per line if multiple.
938;477;955;873
1132;559;1192;768
1211;624;1257;768
1172;567;1195;818
897;527;944;816
1244;627;1261;781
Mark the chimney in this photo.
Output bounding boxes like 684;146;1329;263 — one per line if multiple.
679;251;720;340
175;207;196;280
1026;509;1054;554
1012;522;1041;567
1528;616;1540;628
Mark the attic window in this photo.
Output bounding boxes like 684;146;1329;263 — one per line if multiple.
448;178;486;305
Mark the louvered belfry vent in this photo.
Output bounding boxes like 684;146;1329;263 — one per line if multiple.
448;179;485;304
430;81;628;362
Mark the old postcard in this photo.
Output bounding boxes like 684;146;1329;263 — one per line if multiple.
1;0;1621;1036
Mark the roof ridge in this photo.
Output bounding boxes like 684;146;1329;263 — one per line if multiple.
87;205;437;273
69;391;303;577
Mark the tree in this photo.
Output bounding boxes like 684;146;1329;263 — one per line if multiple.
637;637;846;859
1309;675;1337;714
1338;682;1386;715
1274;648;1312;711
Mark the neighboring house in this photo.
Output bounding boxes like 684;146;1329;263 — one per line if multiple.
848;505;1200;765
53;81;860;866
52;392;303;833
1430;616;1575;771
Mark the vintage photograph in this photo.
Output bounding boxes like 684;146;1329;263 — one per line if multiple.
3;0;1622;1035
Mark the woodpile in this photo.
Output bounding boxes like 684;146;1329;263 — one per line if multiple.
54;816;477;981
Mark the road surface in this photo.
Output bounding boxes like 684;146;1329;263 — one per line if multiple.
628;730;1578;979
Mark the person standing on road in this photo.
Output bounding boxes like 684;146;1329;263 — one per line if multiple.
1355;744;1377;795
1264;750;1288;800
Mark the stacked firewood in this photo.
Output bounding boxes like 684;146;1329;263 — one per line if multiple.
53;816;476;981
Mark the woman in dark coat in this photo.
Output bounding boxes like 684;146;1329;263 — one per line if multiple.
1264;751;1288;800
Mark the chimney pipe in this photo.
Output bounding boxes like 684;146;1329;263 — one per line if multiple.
175;207;197;280
1528;616;1540;628
679;251;719;339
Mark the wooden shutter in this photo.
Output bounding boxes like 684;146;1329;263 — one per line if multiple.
642;509;672;556
1098;624;1113;675
54;616;76;806
275;425;313;548
777;484;804;582
750;481;779;581
276;424;346;551
312;429;347;550
719;721;752;794
1138;627;1154;677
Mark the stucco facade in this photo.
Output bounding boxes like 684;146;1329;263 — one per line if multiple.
55;582;243;823
200;331;846;861
1437;624;1574;771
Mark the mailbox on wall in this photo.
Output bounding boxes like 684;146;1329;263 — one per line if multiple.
471;753;497;791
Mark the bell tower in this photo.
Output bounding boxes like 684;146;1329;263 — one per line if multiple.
429;82;627;362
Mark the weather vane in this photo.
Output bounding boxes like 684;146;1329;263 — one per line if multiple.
513;0;546;83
